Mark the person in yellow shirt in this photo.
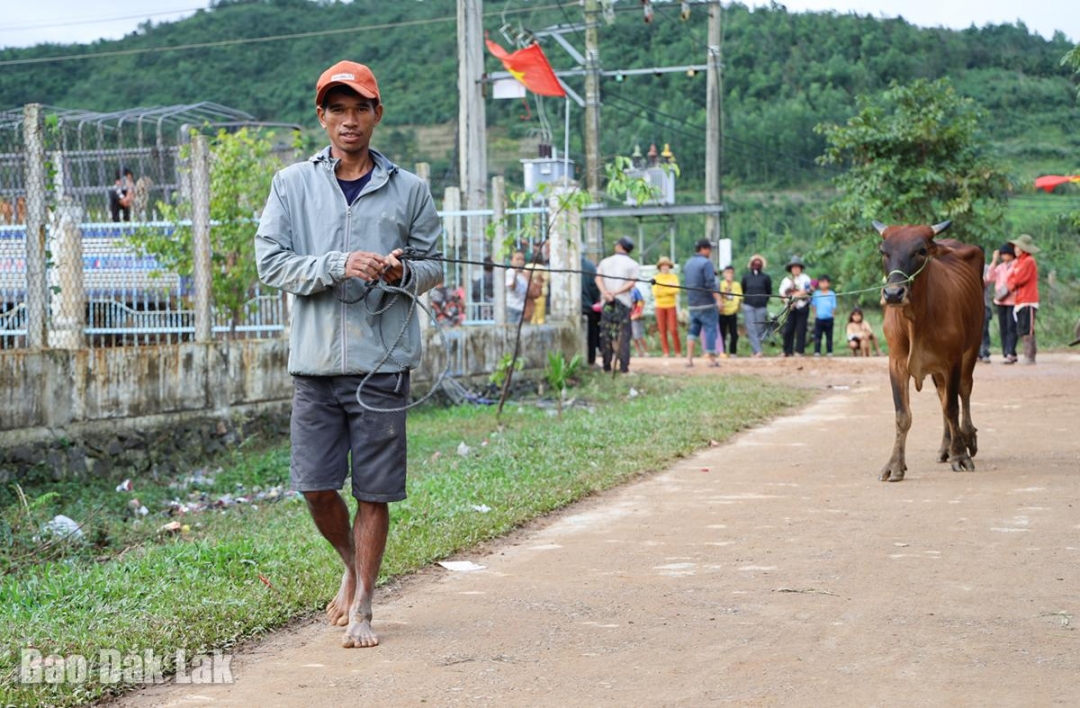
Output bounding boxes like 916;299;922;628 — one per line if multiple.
651;256;682;356
718;265;743;357
525;260;548;324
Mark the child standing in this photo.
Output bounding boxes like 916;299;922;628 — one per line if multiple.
812;275;838;356
630;286;648;357
718;265;742;357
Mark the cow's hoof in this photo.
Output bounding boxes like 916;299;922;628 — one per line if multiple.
967;434;978;458
950;455;975;472
880;463;906;482
936;449;950;463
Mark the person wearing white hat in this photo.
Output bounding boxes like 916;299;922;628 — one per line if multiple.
1006;234;1040;364
779;255;812;357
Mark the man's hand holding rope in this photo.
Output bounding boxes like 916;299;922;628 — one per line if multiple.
345;247;405;284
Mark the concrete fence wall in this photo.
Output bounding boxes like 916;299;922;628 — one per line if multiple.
0;322;581;482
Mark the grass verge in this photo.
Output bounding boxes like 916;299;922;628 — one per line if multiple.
0;372;810;707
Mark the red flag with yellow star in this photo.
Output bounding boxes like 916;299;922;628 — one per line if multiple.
486;39;566;98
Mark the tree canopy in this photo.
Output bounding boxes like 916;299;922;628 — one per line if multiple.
814;78;1010;292
0;1;1075;194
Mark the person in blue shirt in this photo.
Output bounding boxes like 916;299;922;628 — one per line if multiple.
683;239;724;367
812;275;838;356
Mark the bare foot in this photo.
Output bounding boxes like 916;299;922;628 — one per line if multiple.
325;571;353;627
342;618;379;648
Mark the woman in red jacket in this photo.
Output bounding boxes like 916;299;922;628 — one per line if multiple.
1006;234;1040;365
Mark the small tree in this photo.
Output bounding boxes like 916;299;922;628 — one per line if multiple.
543;351;582;417
604;155;680;206
814;78;1011;292
128;127;283;335
489;164;664;418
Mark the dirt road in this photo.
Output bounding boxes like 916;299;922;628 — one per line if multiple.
121;353;1080;707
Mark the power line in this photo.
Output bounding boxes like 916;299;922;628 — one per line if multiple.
605;90;837;180
0;4;564;68
603;94;707;142
652;0;708;49
601;97;806;183
0;6;204;33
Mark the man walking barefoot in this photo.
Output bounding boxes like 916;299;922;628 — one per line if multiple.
256;61;443;648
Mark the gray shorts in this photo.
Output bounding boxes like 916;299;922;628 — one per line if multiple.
290;373;410;502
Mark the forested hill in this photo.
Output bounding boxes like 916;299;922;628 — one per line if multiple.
1;0;1077;189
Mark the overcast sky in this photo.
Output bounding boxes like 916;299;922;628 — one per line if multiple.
0;0;1076;50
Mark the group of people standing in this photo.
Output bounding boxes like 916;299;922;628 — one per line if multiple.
982;233;1041;365
582;237;884;370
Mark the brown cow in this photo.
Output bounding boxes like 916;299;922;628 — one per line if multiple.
875;219;984;482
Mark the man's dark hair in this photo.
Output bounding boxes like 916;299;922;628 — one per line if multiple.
321;85;380;111
694;238;712;252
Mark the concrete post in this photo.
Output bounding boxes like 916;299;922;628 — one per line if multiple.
547;186;582;323
583;0;604;263
492;176;507;325
456;0;488;304
48;176;85;350
190;134;213;344
439;188;461;324
442;187;462;251
23;104;48;349
704;0;723;252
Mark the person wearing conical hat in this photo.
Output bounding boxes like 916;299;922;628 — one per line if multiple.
1006;234;1040;364
652;256;682;357
779;255;812;357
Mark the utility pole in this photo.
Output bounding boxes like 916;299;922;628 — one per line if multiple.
583;0;603;262
704;0;723;256
457;0;488;255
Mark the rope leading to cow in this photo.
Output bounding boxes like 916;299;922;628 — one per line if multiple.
402;253;932;340
336;252;935;413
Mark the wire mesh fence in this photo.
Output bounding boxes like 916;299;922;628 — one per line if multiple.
0;104;296;349
0;102;559;349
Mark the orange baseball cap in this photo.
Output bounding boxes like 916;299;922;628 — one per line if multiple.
315;61;380;106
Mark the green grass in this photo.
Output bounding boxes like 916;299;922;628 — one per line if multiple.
0;372;809;707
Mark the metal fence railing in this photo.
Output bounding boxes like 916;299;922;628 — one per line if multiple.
0;216;286;348
433;205;550;327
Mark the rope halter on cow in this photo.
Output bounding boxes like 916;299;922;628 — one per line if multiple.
884;254;933;286
874;219;950;287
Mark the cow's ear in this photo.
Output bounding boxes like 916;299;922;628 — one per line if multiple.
872;220;888;237
930;220;952;236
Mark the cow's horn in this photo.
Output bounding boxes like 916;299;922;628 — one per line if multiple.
872;220;887;235
931;220;952;235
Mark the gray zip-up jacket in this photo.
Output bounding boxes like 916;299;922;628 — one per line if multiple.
255;147;443;375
